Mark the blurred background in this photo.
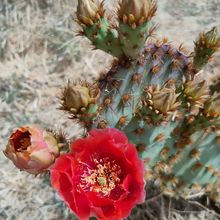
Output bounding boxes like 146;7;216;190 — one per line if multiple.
0;0;220;219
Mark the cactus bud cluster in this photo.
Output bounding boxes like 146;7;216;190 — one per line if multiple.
118;0;157;58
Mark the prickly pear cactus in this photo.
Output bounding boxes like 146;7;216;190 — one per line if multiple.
62;0;220;200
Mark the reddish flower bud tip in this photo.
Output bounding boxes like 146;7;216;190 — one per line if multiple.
4;125;60;174
50;128;146;220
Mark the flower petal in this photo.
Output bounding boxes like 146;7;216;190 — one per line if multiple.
51;128;145;219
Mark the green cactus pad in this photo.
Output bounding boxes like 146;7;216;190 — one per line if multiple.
119;23;150;59
83;18;124;58
95;43;190;128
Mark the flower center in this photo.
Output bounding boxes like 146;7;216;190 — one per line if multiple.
97;176;107;186
80;157;121;196
11;130;31;152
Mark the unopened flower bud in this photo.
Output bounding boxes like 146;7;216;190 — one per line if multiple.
149;84;180;114
63;84;91;111
182;78;210;115
4;126;59;174
183;80;209;102
77;0;103;25
61;82;100;116
203;27;220;49
193;27;220;70
119;0;156;24
204;93;220;117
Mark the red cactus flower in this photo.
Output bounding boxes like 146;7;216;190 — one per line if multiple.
50;128;145;220
4;125;59;174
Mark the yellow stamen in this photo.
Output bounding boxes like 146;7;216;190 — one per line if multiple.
79;157;121;196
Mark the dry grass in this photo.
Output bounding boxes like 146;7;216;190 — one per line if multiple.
0;0;220;219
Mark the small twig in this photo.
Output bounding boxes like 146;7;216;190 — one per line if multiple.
186;191;205;200
172;209;204;214
145;192;163;203
168;197;172;220
172;212;186;220
145;209;159;220
188;201;220;218
161;196;168;220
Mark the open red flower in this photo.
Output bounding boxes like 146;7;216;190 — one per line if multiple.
50;128;145;220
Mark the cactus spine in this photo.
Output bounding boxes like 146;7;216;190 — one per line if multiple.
63;0;220;200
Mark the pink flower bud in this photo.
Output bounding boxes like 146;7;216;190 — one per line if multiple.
4;125;60;174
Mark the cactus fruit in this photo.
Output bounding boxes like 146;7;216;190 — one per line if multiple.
66;0;220;199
